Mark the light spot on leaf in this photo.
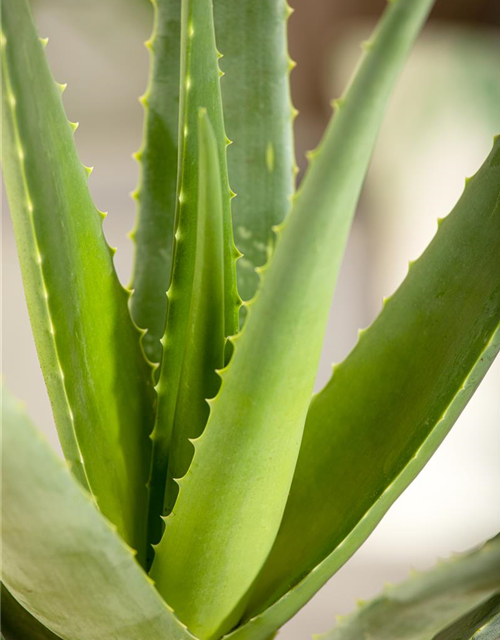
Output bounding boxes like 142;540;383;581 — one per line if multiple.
266;142;275;173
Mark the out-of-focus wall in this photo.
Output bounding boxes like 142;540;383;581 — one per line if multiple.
2;1;499;638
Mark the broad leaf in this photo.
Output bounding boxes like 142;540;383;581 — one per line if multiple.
214;0;296;307
433;593;500;640
243;137;500;623
1;387;193;640
150;0;434;637
147;0;239;552
130;0;181;364
1;584;62;640
1;0;155;561
318;536;500;640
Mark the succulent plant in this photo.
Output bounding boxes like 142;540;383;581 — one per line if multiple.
1;0;499;638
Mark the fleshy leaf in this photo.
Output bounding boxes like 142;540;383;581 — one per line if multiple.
1;387;194;640
317;536;500;640
1;584;62;640
214;0;296;307
162;108;227;515
433;593;500;640
129;0;181;364
150;0;434;637
146;0;239;554
1;0;155;562
243;136;500;622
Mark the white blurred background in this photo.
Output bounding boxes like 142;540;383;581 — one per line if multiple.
2;0;499;637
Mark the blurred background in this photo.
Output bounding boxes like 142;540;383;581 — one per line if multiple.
2;0;500;637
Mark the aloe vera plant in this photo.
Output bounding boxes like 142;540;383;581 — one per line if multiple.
1;0;499;638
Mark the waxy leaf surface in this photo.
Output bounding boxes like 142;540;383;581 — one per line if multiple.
147;0;239;552
433;593;500;640
1;584;62;640
214;0;296;306
244;136;500;620
320;536;500;640
162;109;227;515
130;0;181;364
1;388;193;640
151;0;434;637
1;0;155;561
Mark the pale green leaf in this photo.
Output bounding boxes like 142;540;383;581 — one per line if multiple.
1;387;193;640
214;0;296;306
1;0;155;562
150;0;434;637
433;593;500;640
146;0;239;552
1;584;62;640
162;108;227;515
130;0;181;364
243;137;500;623
318;536;500;640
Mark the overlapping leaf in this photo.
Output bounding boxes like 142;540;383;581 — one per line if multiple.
3;3;498;640
150;0;434;637
243;137;500;625
162;108;227;515
130;0;181;364
319;535;500;640
1;584;62;640
146;0;239;552
433;593;500;640
1;0;155;561
1;387;193;640
214;0;296;307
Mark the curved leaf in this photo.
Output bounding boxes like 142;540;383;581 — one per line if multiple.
244;136;500;620
1;584;62;640
162;108;227;515
1;0;155;561
1;387;193;640
433;593;500;640
146;0;240;552
214;0;296;306
130;0;181;364
150;0;434;637
318;536;500;640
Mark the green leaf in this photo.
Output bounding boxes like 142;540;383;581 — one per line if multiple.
214;0;296;307
317;536;500;640
433;593;500;640
242;137;500;624
130;0;181;365
162;108;227;515
150;0;434;637
1;584;62;640
146;0;239;553
1;387;194;640
0;0;155;562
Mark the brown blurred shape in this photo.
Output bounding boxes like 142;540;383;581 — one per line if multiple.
289;0;500;169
